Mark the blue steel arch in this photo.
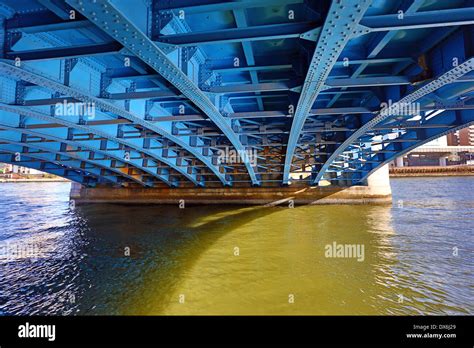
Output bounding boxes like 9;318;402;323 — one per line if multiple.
314;58;474;185
0;116;164;187
0;152;104;185
0;125;150;186
355;110;474;184
0;102;183;187
0;63;226;186
0;144;120;185
0;0;473;188
64;0;259;185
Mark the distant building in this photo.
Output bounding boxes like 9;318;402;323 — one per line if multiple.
446;125;474;146
0;163;8;173
391;135;474;167
11;165;43;175
0;163;44;177
446;132;458;146
459;126;474;145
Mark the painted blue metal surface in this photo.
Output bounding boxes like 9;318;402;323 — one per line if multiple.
0;0;473;188
0;117;154;187
283;0;372;184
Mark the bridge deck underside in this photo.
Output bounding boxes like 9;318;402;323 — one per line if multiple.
0;0;473;188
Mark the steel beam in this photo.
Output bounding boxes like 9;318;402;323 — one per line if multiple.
282;0;372;184
108;90;179;100
0;143;119;185
213;64;293;74
359;7;474;33
324;76;412;89
155;0;304;14
0;125;149;186
0;63;225;186
155;22;317;46
66;0;257;185
313;58;474;184
5;42;123;61
0;102;179;186
8;19;91;34
333;57;414;66
210;81;301;94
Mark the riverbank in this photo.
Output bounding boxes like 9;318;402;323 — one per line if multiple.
389;166;474;177
0;178;69;183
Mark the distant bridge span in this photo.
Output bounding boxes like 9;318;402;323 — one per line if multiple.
0;0;473;191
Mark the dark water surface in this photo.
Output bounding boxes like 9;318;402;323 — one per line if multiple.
0;177;472;315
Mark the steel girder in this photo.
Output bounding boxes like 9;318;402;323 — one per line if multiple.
314;58;474;184
0;124;150;187
0;152;99;185
0;63;226;186
154;21;318;46
155;0;305;14
1;0;474;188
0;101;182;187
6;42;123;61
65;0;258;185
358;7;474;33
0;142;119;185
282;0;372;184
341;109;474;184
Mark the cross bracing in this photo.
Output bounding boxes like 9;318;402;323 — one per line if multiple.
0;0;473;188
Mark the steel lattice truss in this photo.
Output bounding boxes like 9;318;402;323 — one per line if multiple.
0;0;473;188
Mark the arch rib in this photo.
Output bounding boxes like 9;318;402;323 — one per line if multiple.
0;123;151;187
0;62;226;186
313;57;474;185
282;0;372;184
65;0;256;185
0;152;101;185
0;132;144;186
0;102;177;186
353;110;474;183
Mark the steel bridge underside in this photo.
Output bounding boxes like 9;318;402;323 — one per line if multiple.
0;0;473;188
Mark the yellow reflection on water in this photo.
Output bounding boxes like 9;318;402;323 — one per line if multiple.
119;204;414;315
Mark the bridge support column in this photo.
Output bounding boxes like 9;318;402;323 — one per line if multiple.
70;165;392;205
365;164;392;198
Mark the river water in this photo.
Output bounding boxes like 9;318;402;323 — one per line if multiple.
0;177;472;315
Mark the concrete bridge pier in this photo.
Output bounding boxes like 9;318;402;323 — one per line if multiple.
70;165;392;206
